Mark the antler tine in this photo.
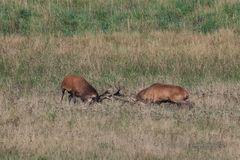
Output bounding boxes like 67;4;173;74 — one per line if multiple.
99;85;112;98
99;83;125;103
112;82;124;97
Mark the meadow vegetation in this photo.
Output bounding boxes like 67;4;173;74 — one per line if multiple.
0;0;240;159
1;0;240;35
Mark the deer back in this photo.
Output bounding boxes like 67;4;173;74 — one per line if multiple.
136;83;189;103
61;75;99;98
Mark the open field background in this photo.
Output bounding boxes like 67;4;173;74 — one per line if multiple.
1;0;240;35
0;0;240;160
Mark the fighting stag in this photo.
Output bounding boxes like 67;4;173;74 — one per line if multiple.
60;75;123;104
136;83;193;108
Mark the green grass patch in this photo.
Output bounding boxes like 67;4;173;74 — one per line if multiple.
1;0;240;35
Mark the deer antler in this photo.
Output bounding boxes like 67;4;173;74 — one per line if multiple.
112;85;124;97
109;85;138;104
98;84;125;102
99;90;110;97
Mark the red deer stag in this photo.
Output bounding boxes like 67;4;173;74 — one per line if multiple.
136;83;192;108
61;75;122;104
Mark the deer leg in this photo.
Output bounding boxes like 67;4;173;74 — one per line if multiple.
68;92;73;104
61;89;65;103
72;92;77;104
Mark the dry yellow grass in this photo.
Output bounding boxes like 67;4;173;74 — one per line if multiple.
1;29;239;91
1;29;239;56
0;83;240;159
0;30;240;159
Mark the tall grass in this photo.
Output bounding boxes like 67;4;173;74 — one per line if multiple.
0;30;239;94
0;1;240;159
1;0;240;35
0;83;240;159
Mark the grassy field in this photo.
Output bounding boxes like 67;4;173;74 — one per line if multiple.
0;30;240;159
1;0;240;159
1;0;240;35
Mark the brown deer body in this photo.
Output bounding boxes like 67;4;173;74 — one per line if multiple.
61;75;123;104
136;83;191;106
61;75;100;103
